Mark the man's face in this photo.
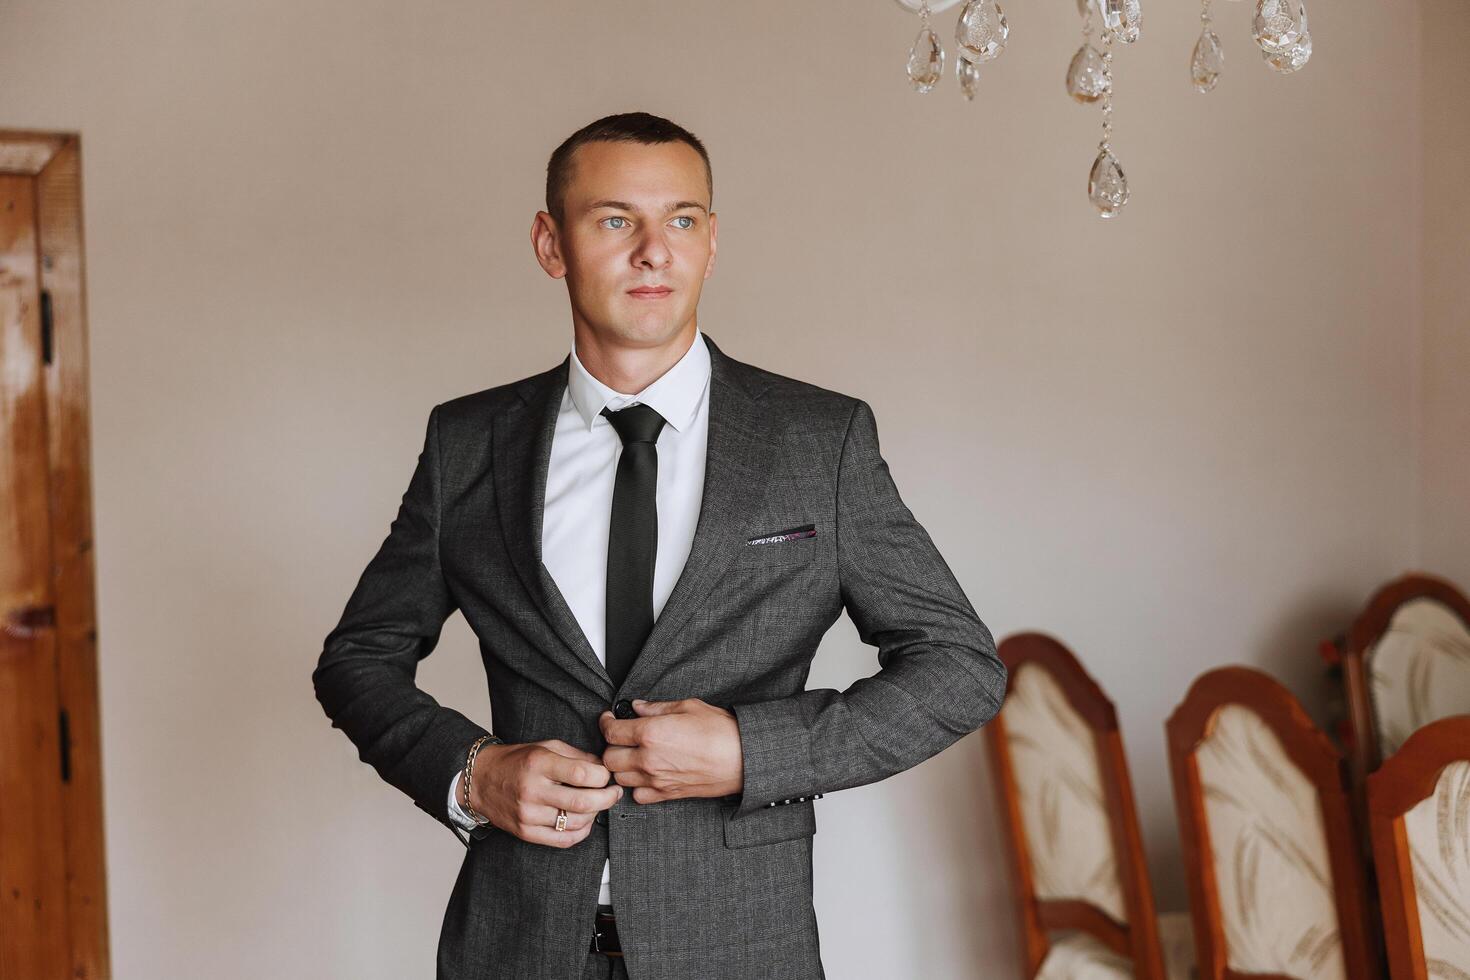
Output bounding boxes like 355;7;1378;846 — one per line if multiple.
533;140;717;349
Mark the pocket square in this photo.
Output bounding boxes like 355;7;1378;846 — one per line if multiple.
746;523;817;546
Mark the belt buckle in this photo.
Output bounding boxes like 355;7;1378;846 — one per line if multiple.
591;912;622;958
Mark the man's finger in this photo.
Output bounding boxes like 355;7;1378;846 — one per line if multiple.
538;738;603;765
632;786;668;804
598;710;628;744
536;781;623;813
601;745;642;774
517;821;596;850
537;749;610;788
515;802;597;833
611;769;654;787
600;716;646;747
631;698;686;716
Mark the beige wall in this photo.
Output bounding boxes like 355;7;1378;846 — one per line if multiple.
0;0;1454;976
1419;0;1470;587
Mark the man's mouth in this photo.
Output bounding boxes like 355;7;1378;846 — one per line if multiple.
628;286;673;298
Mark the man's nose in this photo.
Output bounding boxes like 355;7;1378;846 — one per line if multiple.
631;230;671;266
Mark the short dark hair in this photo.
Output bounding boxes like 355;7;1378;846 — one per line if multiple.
545;112;713;225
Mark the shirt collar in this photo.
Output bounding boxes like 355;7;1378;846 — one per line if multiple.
567;328;711;434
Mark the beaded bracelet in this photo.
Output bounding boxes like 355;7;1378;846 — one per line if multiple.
462;734;501;825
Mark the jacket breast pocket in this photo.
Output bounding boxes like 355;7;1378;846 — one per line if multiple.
721;798;817;848
732;523;818;569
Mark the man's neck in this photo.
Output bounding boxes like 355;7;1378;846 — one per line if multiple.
573;322;698;396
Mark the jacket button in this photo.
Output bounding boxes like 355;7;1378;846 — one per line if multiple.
595;811;609;827
613;699;636;719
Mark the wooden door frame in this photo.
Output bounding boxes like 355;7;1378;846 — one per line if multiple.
0;127;109;980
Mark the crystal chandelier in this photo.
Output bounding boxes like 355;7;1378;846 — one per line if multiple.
1192;0;1311;92
895;0;1140;217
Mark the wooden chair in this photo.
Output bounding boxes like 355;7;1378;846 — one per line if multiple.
1166;666;1381;980
986;632;1185;979
1323;575;1470;811
1366;715;1470;980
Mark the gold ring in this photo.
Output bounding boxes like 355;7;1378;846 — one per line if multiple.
554;809;568;832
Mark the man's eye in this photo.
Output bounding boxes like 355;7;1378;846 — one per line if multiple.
671;216;695;229
602;216;629;229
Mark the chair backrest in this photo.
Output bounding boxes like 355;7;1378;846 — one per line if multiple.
1338;574;1470;785
1366;715;1470;979
986;632;1166;979
1166;666;1381;980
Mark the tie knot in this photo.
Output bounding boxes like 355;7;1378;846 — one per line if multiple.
601;403;667;445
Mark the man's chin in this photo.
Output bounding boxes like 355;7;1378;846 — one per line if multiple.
604;314;695;348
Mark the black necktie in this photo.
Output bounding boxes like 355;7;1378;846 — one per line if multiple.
601;403;667;689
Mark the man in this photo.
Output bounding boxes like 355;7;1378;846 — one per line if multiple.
313;111;1006;980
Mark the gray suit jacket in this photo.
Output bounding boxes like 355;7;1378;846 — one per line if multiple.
312;333;1006;979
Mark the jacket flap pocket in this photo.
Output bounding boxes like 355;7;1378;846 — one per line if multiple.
721;798;816;848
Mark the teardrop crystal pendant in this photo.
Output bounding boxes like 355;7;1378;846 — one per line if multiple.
1120;0;1142;41
1066;44;1109;102
907;27;945;92
1100;0;1142;43
955;0;1008;64
1191;28;1224;91
1088;149;1129;217
1262;27;1311;71
1252;0;1305;52
957;56;982;99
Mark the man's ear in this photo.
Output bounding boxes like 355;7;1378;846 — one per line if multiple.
704;211;718;280
531;211;567;279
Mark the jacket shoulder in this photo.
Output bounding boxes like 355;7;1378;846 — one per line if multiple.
729;355;861;424
433;360;564;424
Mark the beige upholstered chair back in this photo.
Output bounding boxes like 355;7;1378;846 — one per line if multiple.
1403;760;1470;968
1005;661;1127;923
1167;666;1380;980
1364;597;1470;759
990;633;1170;980
1195;704;1345;979
1367;716;1470;979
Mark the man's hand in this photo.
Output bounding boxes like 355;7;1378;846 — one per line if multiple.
600;698;745;804
468;739;622;848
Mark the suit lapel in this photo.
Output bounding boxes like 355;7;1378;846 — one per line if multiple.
492;332;780;699
621;334;779;693
493;359;614;695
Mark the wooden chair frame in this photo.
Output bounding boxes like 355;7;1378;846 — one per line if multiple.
1165;666;1381;980
0;128;109;978
1325;574;1470;815
1366;715;1470;980
985;632;1167;980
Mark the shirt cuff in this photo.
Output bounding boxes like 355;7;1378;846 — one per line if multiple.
446;769;484;833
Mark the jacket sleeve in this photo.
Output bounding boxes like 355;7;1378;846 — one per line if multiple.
729;398;1007;819
312;403;492;847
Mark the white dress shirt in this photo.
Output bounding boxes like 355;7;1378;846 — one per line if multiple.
447;328;712;907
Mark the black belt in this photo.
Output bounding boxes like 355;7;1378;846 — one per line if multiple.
590;905;622;957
